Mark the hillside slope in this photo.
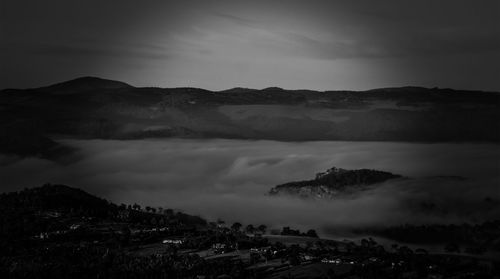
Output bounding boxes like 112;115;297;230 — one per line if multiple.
269;167;401;198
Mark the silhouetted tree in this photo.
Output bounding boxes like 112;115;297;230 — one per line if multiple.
231;222;242;232
306;229;318;238
217;218;225;227
258;224;267;234
165;209;174;216
132;203;141;211
246;224;255;234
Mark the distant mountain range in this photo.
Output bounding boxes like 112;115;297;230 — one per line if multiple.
269;167;401;199
1;77;499;158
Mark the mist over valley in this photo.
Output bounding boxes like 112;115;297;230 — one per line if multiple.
2;139;498;238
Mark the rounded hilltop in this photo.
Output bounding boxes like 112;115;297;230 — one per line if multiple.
43;76;133;93
270;166;401;198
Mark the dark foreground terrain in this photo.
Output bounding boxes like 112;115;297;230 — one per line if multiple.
1;184;499;279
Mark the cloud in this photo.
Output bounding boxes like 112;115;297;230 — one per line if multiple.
213;13;260;28
31;43;171;60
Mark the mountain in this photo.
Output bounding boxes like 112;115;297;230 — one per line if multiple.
1;77;499;158
42;76;133;93
269;167;401;198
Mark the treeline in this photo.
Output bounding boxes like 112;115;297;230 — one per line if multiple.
280;226;318;238
360;221;500;253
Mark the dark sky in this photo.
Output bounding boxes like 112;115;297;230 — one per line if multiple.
1;0;499;91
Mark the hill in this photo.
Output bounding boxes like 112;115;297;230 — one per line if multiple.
42;76;133;93
269;167;401;198
0;184;112;215
0;184;206;239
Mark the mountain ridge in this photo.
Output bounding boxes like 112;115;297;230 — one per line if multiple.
1;76;499;159
3;76;500;95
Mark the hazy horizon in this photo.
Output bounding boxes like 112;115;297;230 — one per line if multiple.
5;75;500;93
2;0;499;91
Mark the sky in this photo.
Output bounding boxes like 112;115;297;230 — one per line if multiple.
1;0;499;91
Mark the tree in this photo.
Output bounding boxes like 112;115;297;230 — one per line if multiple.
217;218;225;227
209;222;218;229
391;243;399;253
246;224;255;234
231;222;242;232
306;229;318;238
398;246;414;256
145;206;151;212
165;209;174;216
132;203;141;211
258;224;267;234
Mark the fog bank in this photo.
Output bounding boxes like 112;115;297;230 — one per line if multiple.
1;139;499;235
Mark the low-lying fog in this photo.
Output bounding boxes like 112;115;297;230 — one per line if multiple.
1;139;499;236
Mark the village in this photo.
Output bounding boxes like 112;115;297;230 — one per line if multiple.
1;184;499;278
12;207;498;278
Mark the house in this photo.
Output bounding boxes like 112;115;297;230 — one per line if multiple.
70;224;81;230
163;239;183;245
